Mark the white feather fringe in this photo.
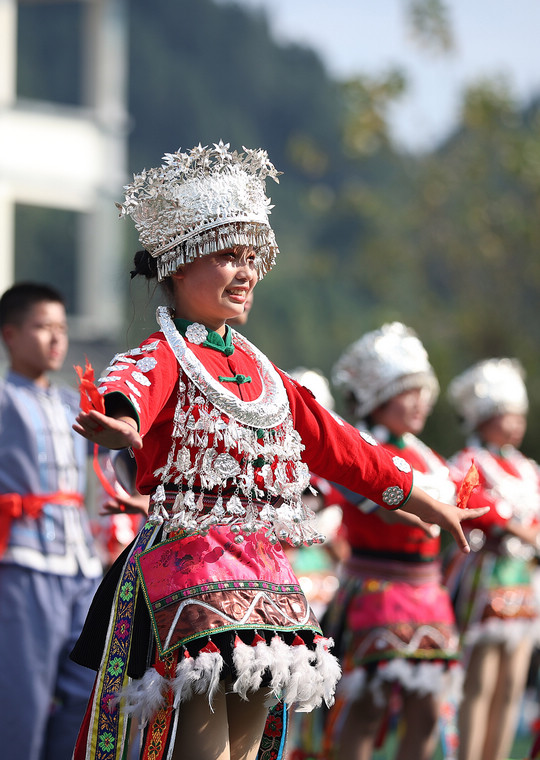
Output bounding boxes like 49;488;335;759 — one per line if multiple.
313;637;342;708
115;667;169;726
282;640;317;711
172;651;199;708
268;635;294;694
232;637;275;700
463;617;540;652
339;659;463;709
114;633;341;722
189;649;224;708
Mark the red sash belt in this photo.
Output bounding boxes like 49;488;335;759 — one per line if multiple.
0;491;84;557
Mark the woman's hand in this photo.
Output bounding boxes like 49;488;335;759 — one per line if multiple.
400;485;490;553
73;410;143;451
100;492;149;516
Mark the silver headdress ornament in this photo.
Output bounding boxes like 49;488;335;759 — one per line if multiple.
288;367;335;411
117;141;281;281
332;322;439;419
448;358;528;432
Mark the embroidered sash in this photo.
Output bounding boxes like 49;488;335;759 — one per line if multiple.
82;522;160;760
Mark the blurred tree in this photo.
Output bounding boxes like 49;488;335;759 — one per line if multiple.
406;0;454;53
409;80;540;455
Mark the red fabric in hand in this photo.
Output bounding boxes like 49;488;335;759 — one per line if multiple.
74;359;105;414
456;461;480;509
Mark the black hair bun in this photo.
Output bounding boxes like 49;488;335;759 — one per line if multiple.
130;250;157;279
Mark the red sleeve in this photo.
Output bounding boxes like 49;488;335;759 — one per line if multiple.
277;369;413;510
97;334;179;436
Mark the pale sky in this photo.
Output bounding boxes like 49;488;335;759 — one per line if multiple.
218;0;540;151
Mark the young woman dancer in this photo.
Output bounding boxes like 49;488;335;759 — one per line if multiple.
70;143;487;760
447;358;540;760
319;323;465;760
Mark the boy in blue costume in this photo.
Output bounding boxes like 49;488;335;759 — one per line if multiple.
0;282;102;760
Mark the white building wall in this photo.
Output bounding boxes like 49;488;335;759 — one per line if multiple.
0;0;128;338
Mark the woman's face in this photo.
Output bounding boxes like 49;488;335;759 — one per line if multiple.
371;387;432;437
477;413;527;449
171;247;258;334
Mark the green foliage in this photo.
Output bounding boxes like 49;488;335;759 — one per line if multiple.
397;80;540;455
406;0;454;53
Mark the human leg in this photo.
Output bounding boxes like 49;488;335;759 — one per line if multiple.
396;691;439;760
171;684;269;760
458;643;500;760
226;688;272;760
334;690;388;760
42;573;99;760
481;638;533;760
0;565;60;760
172;685;230;760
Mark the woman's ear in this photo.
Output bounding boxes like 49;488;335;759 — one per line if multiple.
171;267;185;281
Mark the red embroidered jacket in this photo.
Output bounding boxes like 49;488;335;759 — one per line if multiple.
98;328;413;511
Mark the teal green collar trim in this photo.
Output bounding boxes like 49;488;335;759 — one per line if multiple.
173;318;235;356
388;433;406;449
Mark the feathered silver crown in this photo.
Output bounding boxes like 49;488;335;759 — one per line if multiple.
448;358;528;432
332;322;439;419
117;141;281;281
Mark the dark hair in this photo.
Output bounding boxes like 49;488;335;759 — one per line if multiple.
130;250;174;298
0;282;65;328
130;250;158;280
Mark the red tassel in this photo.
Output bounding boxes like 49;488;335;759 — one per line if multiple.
291;634;306;647
457;461;480;509
233;634;243;648
200;640;220;655
74;359;105;414
182;648;192;659
313;634;329;651
251;633;266;646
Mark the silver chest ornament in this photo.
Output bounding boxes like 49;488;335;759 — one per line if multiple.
147;307;324;547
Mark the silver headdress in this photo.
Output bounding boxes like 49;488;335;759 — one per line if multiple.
117;141;281;281
288;368;335;411
332;322;439;420
447;358;528;432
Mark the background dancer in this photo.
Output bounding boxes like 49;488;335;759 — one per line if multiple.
447;358;540;760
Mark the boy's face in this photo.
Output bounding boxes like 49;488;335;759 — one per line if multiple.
2;300;68;381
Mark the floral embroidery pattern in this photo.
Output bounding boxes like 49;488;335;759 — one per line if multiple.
257;702;287;760
120;581;133;602
98;732;115;753
92;523;157;760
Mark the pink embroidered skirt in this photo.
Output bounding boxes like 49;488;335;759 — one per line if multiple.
324;554;460;698
72;521;340;718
